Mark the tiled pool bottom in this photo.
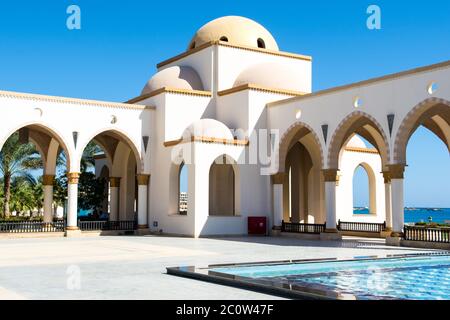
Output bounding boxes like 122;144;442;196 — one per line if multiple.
167;253;450;300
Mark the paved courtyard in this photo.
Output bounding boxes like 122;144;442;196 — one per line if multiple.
0;235;438;299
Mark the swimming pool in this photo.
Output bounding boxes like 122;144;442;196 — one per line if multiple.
168;253;450;300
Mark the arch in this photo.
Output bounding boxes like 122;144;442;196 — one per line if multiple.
328;111;390;169
394;97;450;164
77;127;142;174
352;162;377;214
0;121;72;170
208;154;240;216
277;121;324;174
257;38;266;49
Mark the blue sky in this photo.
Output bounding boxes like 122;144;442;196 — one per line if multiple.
0;1;449;207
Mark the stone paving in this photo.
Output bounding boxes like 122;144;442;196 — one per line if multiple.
0;235;438;299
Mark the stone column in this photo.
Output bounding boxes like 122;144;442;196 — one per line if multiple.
42;175;55;224
271;173;285;230
322;169;340;233
66;172;80;231
109;177;121;221
136;174;150;229
389;164;406;237
383;171;393;231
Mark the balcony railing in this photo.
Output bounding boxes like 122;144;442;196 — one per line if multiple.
281;221;326;234
337;220;386;233
404;225;450;243
78;220;137;231
0;220;65;233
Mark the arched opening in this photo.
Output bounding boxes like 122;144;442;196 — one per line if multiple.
189;41;196;50
336;131;382;221
328;112;390;171
278;123;325;224
284;142;313;223
0;124;70;227
220;36;228;42
209;155;237;216
395;99;450;225
78;130;140;225
257;38;266;49
352;163;376;215
178;162;188;215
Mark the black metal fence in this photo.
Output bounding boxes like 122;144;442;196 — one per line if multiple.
78;220;136;231
281;221;326;234
337;220;386;233
404;225;450;243
0;220;65;233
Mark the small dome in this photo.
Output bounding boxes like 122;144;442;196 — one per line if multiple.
182;119;234;141
188;16;278;51
346;135;368;149
234;62;304;92
141;66;203;95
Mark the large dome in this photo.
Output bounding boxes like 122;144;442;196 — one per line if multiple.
188;16;279;51
234;62;304;92
141;66;203;95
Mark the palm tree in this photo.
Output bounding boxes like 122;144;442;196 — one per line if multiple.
0;132;41;218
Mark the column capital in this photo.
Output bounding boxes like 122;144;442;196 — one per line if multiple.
322;169;340;182
271;172;285;185
387;164;406;179
109;177;121;187
42;174;55;186
136;174;150;185
67;172;80;184
382;171;391;184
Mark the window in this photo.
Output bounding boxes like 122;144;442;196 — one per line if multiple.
257;38;266;49
209;155;236;216
220;36;228;42
178;162;188;215
189;42;195;50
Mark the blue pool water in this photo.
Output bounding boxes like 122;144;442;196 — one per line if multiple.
354;207;450;224
212;255;450;300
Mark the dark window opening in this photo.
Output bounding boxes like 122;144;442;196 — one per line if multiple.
257;38;266;49
220;36;228;42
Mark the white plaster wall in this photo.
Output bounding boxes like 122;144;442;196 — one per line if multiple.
216;46;312;92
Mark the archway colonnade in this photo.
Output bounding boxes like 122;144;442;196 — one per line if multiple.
0;125;151;232
271;97;450;237
0;90;153;233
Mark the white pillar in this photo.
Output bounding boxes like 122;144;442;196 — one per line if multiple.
323;169;339;232
109;177;120;221
272;173;284;229
389;165;406;236
383;172;393;231
66;172;79;230
137;174;150;229
42;175;55;224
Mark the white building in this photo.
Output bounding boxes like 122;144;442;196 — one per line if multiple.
0;16;448;239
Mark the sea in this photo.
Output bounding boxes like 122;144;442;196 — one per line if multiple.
354;207;450;224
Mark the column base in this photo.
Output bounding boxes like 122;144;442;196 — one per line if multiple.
65;228;82;238
386;236;402;247
325;228;339;233
390;231;404;237
270;227;281;237
138;224;148;229
136;228;151;236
